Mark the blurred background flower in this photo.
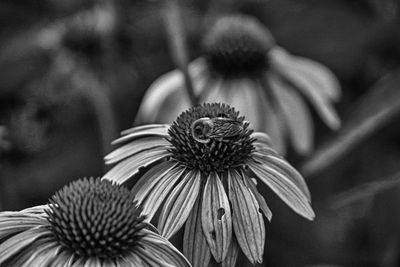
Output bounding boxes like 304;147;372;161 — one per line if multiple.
0;178;190;266
103;103;314;266
135;14;341;155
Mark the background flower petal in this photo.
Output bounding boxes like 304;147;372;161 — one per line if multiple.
269;73;314;155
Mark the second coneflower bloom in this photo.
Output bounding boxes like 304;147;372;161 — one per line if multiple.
136;14;341;155
0;178;189;267
104;103;315;266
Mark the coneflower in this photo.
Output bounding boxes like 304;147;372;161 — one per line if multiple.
104;103;315;266
136;14;341;155
0;178;190;267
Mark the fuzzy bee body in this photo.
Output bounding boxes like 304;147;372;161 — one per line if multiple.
191;117;243;144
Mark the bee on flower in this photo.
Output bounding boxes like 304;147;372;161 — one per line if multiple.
103;103;315;266
0;178;190;267
135;14;341;155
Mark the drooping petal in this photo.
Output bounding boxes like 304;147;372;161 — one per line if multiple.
135;58;208;124
139;166;187;220
0;213;48;239
228;170;265;264
241;171;272;221
0;226;52;265
48;250;74;267
270;48;341;130
221;238;240;267
248;160;315;220
20;240;61;267
158;171;201;239
122;252;148;267
183;192;211;267
140;229;191;267
270;47;341;101
269;73;314;155
102;148;172;184
105;136;171;164
113;125;170;145
252;151;311;201
257;78;287;154
202;172;232;262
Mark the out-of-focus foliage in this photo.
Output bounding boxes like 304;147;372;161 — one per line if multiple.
1;0;400;266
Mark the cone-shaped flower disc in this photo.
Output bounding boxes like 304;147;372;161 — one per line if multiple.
135;14;341;155
103;103;315;266
0;178;190;267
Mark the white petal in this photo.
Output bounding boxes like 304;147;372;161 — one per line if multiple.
0;226;51;265
253;152;311;200
183;194;211;267
248;160;315;220
113;125;170;145
221;238;239;267
105;136;170;164
270;48;341;130
159;171;201;239
102;148;172;184
201;172;232;262
242;171;273;221
269;73;314;155
140;166;186;220
21;241;61;267
228;170;265;264
270;47;341;101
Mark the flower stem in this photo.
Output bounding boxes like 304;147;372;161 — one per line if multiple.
163;0;198;106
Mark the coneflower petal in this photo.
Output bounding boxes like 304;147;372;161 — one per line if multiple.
141;229;191;267
251;132;273;147
105;136;171;164
269;73;314;155
258;80;287;154
47;250;74;267
122;252;147;267
113;125;170;145
270;48;341;101
183;193;211;267
253;152;311;200
140;166;186;220
242;171;272;221
248;161;315;220
271;57;340;130
0;226;51;265
202;172;232;262
103;148;172;184
228;170;265;264
159;171;201;239
221;237;239;267
20;241;60;267
0;214;47;239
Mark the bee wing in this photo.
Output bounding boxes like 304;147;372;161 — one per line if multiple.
210;120;242;138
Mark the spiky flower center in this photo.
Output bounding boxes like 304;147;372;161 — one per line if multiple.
46;178;146;259
168;103;254;173
203;15;275;77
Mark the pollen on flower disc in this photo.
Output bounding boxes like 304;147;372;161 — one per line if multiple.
168;103;255;173
46;178;146;259
203;15;275;77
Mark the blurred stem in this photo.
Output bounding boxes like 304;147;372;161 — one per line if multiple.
163;0;198;106
301;72;400;178
76;72;118;157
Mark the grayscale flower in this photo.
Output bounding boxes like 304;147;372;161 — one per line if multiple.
135;14;341;155
104;103;315;266
0;178;190;267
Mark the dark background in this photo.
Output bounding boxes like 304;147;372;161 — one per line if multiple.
1;0;400;266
